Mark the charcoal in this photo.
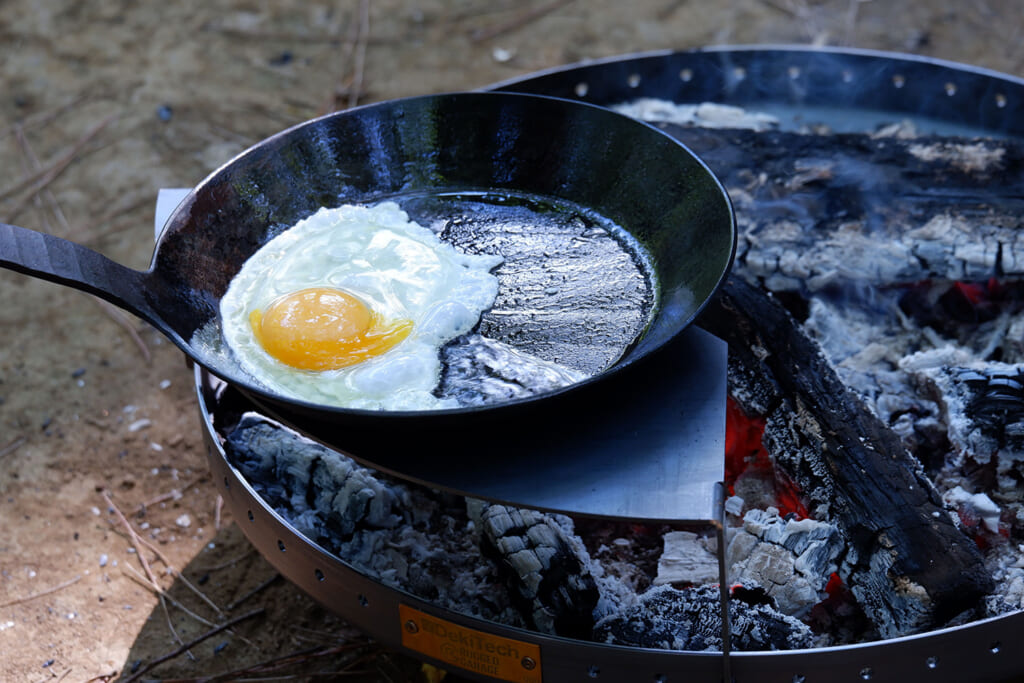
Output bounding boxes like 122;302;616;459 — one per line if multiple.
726;509;843;617
472;502;600;639
594;584;815;652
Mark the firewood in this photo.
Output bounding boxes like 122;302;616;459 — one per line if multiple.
698;276;994;637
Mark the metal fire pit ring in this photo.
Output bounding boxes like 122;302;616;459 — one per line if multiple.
195;47;1024;682
488;45;1024;137
199;368;1024;683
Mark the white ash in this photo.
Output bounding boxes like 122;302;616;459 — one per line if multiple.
987;543;1024;612
944;486;1002;533
654;531;719;587
726;509;843;618
587;536;656;608
594;583;816;652
610;99;779;131
226;414;407;536
907;141;1006;174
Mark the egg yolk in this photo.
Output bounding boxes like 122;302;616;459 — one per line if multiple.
249;287;412;371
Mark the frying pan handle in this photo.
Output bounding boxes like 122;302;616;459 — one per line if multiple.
0;222;172;338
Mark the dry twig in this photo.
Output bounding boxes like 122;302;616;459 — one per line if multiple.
119;607;265;683
214;494;224;531
102;491;192;657
0;112;118;209
122;564;216;627
0;574;81;609
348;0;370;109
226;573;281;612
137;474;209;513
13;123;71;233
0;436;26;459
196;548;257;573
90;297;151;361
105;518;226;618
32;666;72;683
146;642;372;682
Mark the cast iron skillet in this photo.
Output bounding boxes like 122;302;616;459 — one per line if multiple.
0;92;734;447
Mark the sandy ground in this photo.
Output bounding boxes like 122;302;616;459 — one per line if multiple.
2;1;1023;681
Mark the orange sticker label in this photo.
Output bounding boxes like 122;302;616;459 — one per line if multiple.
399;604;542;683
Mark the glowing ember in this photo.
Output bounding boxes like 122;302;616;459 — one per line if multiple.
725;398;809;520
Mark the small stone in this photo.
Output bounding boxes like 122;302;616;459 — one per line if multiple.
725;495;745;516
492;47;514;63
175;514;192;528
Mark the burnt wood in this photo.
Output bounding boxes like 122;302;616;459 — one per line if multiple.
658;124;1024;288
699;277;994;638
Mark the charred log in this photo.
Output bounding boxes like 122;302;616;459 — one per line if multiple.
656;124;1024;290
699;277;994;637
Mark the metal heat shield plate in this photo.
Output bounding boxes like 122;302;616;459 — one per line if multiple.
387;324;727;524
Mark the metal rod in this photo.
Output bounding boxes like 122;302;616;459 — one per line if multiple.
715;482;733;683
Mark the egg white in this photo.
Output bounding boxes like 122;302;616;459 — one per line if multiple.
220;201;502;410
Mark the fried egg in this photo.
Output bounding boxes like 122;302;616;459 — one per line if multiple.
220;201;502;410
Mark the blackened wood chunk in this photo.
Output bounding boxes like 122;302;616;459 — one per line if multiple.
594;584;815;651
699;277;994;638
474;503;600;639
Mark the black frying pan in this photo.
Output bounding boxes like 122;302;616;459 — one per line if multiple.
0;92;734;446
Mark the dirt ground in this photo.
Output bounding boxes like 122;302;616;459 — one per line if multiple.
2;1;1023;681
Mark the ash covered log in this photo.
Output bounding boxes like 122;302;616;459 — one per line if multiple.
594;583;815;651
655;124;1024;291
902;349;1024;500
699;276;994;637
